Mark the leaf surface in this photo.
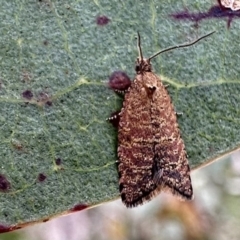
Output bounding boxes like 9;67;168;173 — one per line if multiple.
0;0;239;229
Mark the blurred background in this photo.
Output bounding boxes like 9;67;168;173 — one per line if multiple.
1;150;240;240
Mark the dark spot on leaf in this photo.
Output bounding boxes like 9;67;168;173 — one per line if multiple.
170;3;240;28
55;158;62;165
46;101;52;106
71;203;89;212
96;15;110;26
108;71;131;92
43;40;49;46
22;90;33;100
0;224;11;233
0;174;11;192
38;173;47;182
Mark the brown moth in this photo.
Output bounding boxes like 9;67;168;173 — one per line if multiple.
111;31;215;207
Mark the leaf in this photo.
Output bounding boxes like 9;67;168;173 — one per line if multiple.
0;0;240;230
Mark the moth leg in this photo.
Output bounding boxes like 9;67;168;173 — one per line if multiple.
176;112;183;116
107;110;121;128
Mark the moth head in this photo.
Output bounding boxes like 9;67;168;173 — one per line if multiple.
135;57;152;74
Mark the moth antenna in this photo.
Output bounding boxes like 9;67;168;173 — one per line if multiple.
137;32;143;61
148;31;215;61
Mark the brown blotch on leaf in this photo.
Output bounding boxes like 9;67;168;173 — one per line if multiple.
96;15;110;26
110;32;214;208
71;203;89;212
0;174;11;192
108;71;131;93
38;173;47;182
22;90;33;100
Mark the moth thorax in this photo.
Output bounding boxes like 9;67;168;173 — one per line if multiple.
135;58;152;74
144;79;158;96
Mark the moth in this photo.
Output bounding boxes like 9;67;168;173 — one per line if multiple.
109;31;215;207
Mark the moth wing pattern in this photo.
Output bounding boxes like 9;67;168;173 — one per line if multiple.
118;71;193;207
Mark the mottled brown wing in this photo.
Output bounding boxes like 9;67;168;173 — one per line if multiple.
118;72;193;207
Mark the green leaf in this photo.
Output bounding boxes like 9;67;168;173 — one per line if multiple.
0;0;240;229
